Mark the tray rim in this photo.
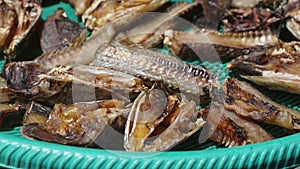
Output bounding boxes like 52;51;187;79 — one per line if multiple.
0;127;299;169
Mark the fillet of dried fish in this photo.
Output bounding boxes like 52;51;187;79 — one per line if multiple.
200;101;273;147
228;41;300;95
163;29;279;62
223;78;300;130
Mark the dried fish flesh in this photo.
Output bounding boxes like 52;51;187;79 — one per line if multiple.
194;0;232;30
0;76;17;103
2;62;145;105
34;23;115;68
163;29;279;62
22;100;128;146
227;41;300;95
68;0;94;15
23;101;50;126
285;0;300;40
91;42;213;104
0;0;17;52
200;101;273;147
0;103;26;129
40;8;86;54
223;78;300;130
222;7;283;33
1;0;42;59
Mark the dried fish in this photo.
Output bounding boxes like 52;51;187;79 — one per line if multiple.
22;100;128;147
81;0;169;30
125;87;205;151
222;7;283;33
2;62;145;105
200;101;273;147
223;78;300;130
91;42;213;104
116;1;201;48
163;29;279;62
1;0;42;60
0;0;17;53
227;41;300;95
40;8;86;54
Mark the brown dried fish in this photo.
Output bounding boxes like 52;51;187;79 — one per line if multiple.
163;29;279;62
227;41;300;95
1;0;42;60
91;42;213;105
222;7;283;33
81;0;169;30
40;8;86;54
116;1;202;48
223;78;300;131
0;0;17;52
2;62;145;105
200;101;273;147
0;103;26;129
22;100;128;147
125;87;205;151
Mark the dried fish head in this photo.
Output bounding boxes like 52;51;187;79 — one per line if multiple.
125;86;205;152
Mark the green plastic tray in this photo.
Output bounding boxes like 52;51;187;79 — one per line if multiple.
0;1;299;169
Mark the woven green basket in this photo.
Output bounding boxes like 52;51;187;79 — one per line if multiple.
0;1;299;169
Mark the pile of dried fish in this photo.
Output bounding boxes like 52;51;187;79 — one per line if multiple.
0;0;299;152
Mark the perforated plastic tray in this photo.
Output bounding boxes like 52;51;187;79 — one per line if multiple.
0;1;299;169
